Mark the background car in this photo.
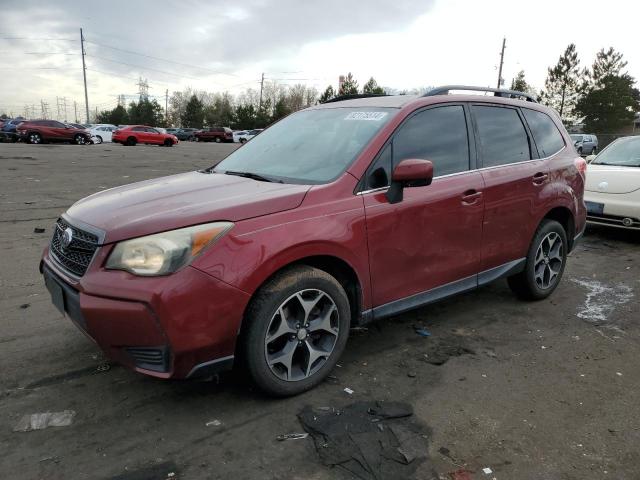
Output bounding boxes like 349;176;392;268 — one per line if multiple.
194;127;233;142
232;129;263;143
17;120;92;144
166;128;181;135
89;124;118;144
112;125;178;146
2;118;26;134
571;134;598;155
584;136;640;230
176;128;200;141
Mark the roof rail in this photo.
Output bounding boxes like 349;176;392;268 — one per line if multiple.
424;85;537;103
321;93;389;104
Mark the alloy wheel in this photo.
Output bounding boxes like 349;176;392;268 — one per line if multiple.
534;232;564;290
264;289;339;382
75;135;86;145
29;133;41;144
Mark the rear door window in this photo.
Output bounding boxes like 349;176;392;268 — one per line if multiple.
521;108;565;158
393;105;470;177
472;105;531;167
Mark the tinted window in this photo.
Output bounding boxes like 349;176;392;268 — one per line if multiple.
51;121;66;128
146;128;159;133
522;108;565;157
132;127;145;132
473;106;531;167
365;143;392;189
393;105;469;177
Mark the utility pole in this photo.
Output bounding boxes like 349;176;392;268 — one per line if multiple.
165;88;169;125
258;72;265;110
80;28;90;123
497;37;506;89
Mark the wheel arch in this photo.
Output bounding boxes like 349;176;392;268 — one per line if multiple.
542;206;575;249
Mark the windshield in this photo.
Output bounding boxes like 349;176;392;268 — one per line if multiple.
592;137;640;167
214;107;394;184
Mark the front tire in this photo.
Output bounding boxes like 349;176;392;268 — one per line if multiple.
126;136;137;146
74;134;86;145
164;139;173;147
508;219;568;300
242;266;351;396
28;132;42;144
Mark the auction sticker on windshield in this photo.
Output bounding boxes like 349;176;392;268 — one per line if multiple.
344;112;388;121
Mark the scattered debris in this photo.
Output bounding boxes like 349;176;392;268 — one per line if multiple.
482;467;493;475
407;372;417;378
344;387;354;395
276;433;308;441
33;227;46;233
616;372;623;376
298;401;433;480
95;363;111;373
19;303;30;309
205;419;222;427
414;326;431;337
422;342;475;366
13;410;76;432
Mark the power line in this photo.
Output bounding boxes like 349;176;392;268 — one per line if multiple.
0;36;76;41
84;39;238;77
85;53;209;81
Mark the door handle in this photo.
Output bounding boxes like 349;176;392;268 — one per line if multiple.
461;190;482;204
533;172;548;184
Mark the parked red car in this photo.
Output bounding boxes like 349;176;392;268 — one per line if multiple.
112;125;178;146
41;86;586;396
194;127;233;143
17;120;92;144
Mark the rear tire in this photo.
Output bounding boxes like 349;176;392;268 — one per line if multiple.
508;219;568;300
591;147;597;155
126;136;137;146
577;147;583;155
241;265;351;397
74;134;86;145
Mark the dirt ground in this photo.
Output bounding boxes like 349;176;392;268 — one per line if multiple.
1;142;639;480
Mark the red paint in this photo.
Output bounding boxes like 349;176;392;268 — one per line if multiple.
112;125;178;146
41;93;585;379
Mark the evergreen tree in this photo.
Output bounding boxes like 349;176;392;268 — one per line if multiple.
319;85;335;103
588;47;628;88
127;98;164;126
510;70;533;94
576;74;640;133
362;77;385;94
339;73;359;96
272;98;292;121
181;94;205;128
96;104;128;125
539;44;582;121
233;104;257;130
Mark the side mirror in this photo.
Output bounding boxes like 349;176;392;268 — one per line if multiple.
585;154;596;163
386;159;434;204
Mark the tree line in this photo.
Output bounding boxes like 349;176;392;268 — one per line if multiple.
93;50;638;134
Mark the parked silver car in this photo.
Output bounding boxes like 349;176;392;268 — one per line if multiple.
570;134;598;155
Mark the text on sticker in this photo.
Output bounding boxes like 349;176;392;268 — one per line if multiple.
344;112;388;121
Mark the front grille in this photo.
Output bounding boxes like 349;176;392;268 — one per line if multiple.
50;218;99;276
125;347;170;372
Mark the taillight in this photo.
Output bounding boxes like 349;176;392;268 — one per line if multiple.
574;157;587;179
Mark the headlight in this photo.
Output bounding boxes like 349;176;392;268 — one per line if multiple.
106;222;233;276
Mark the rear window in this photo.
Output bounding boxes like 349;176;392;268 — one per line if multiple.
473;105;531;167
522;108;565;157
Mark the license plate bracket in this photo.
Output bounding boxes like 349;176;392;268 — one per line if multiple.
585;201;604;215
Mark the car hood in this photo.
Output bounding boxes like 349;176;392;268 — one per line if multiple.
66;171;310;244
585;164;640;194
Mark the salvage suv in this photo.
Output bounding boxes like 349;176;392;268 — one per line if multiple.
41;86;586;396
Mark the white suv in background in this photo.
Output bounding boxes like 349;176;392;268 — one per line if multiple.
89;124;118;144
233;129;263;143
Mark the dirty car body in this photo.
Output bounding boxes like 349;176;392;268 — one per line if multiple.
41;88;586;395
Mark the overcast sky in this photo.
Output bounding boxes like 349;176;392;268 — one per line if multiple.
0;0;638;119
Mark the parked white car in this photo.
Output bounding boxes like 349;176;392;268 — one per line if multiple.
584;136;640;230
89;124;118;144
233;129;263;143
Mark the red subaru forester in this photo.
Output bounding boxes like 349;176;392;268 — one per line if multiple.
41;86;587;396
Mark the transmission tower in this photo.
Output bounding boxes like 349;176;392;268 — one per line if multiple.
137;77;149;100
41;100;50;119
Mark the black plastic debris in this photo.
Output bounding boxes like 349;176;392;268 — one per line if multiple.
19;303;30;309
298;401;434;480
33;227;45;233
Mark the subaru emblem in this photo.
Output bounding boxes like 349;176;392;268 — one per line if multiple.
61;227;73;250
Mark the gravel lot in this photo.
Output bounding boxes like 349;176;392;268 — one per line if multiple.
1;142;639;480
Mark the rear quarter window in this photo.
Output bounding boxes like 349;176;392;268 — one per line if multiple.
521;109;565;158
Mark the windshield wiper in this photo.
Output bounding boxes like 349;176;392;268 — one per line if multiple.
223;170;283;183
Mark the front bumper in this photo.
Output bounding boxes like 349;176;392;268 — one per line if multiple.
41;249;251;379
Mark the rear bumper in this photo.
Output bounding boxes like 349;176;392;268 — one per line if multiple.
41;251;251;379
